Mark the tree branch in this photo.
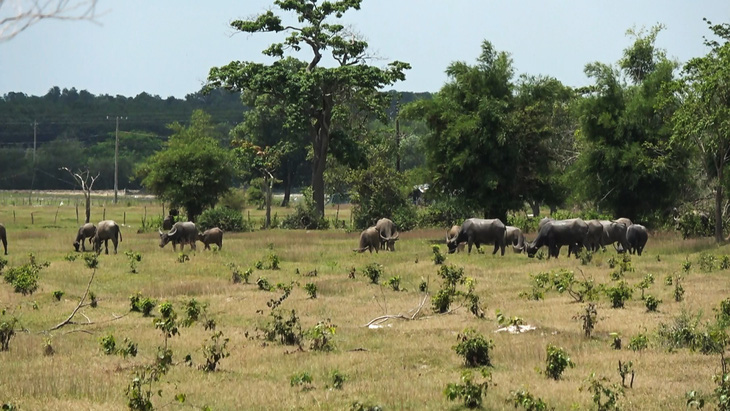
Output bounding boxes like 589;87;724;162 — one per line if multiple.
49;267;96;331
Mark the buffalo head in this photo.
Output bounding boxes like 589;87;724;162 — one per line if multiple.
159;227;175;248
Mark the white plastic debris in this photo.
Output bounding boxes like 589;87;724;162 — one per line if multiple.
495;324;536;334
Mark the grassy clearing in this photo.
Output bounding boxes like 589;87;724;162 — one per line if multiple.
1;198;729;409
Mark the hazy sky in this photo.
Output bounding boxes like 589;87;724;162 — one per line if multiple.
0;0;728;98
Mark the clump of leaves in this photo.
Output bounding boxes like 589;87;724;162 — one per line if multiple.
177;252;189;263
182;298;208;327
636;273;655;300
256;276;272;291
605;280;633;308
52;290;64;301
611;333;622;350
201;331;230;372
581;373;624;411
656;309;702;351
43;336;54;357
130;293;156;317
362;263;383;284
3;253;49;295
330;370;347;390
418;279;428;292
260;309;303;348
124;250;142;273
300;282;316;299
266;252;280;270
509;388;552;410
306;319;337;352
0;314;18;351
100;334;138;358
227;263;251;284
444;368;491;409
577;248;593;265
63;253;78;262
552;269;598;303
645;295;662;312
618;360;634;388
628;332;648;351
682;259;692;274
720;255;730;270
574;303;598;338
432;245;445;265
290;371;315;391
698;252;717;272
386;276;403;291
496;309;524;328
545;344;574;380
453;328;494;367
674;275;685;302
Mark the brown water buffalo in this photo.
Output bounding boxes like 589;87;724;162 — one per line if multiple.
353;227;380;253
626;224;648;256
504;226;526;253
0;223;6;255
446;225;466;253
198;227;223;250
375;218;399;251
93;220;122;255
526;218;589;259
159;222;198;251
73;222;96;252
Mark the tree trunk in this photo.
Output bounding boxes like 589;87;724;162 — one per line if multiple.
310;97;333;218
280;166;292;207
528;200;540;217
84;191;91;223
265;177;272;229
716;168;724;243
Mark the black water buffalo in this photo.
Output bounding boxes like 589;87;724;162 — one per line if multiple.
446;225;466;253
626;224;648;256
447;218;506;255
526;218;589;258
584;219;604;252
354;227;380;253
73;222;96;252
375;218;399;251
93;220;122;255
159;222;198;251
504;226;526;253
599;220;630;251
0;223;6;255
198;227;223;250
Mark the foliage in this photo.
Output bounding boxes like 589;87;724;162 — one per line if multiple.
362;263;383;285
124;250;142;274
306;320;337;352
290;372;314;391
444;368;492;409
349;159;412;230
197;206;250;232
0;314;18;351
432;245;445;265
674;275;685;302
304;283;317;299
330;370;347;390
605;280;633;309
453;328;494;367
575;303;598;338
618;360;634;388
201;331;230;372
256;277;272;291
52;290;64;301
280;188;330;230
136;110;234;221
645;295;662;312
100;334;138;358
3;253;49;295
385;276;403;292
509;389;552;410
636;273;654;300
581;373;624;411
431;288;453;314
130;293;156;317
545;344;574;380
628;332;649;351
699;252;718;272
260;309;302;347
177;253;189;263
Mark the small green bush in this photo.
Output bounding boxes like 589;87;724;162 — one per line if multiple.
197;206;251;232
290;371;314;391
306;320;337;352
432;245;446;265
362;263;383;285
444;368;491;409
3;254;49;296
509;388;551;410
545;344;574;380
453;328;494;367
645;295;662;312
628;332;648;351
605;280;633;308
52;290;64;301
201;331;230;372
581;373;624;411
304;283;317;299
280;188;329;230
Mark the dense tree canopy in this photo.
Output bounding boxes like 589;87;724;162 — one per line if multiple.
136;110;234;221
207;0;410;217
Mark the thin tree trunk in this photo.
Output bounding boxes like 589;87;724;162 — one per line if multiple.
716;166;724;243
280;165;292;207
528;200;540;217
265;177;272;229
310;99;333;218
84;192;91;223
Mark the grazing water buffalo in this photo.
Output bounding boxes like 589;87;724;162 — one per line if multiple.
198;227;223;250
0;223;6;255
354;227;380;253
93;220;122;255
447;218;506;255
446;225;466;253
159;222;198;251
375;218;399;251
73;223;97;252
526;218;589;259
615;217;633;227
504;226;526;253
584;219;604;252
600;220;630;251
626;224;648;256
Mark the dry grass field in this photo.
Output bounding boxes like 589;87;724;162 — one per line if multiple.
1;192;730;410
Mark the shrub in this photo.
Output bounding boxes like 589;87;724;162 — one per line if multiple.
52;290;64;301
453;328;494;367
628;332;648;351
362;263;383;285
509;389;551;410
444;368;491;409
280;188;329;230
0;315;18;351
432;245;446;265
431;288;452;313
698;252;717;272
304;283;317;299
201;331;230;372
545;344;574;380
256;277;272;291
349;159;411;230
645;295;661;312
290;372;314;391
100;334;117;355
218;188;246;211
177;253;189;263
330;370;347;390
306;320;337;352
656;309;702;351
197;206;250;232
260;309;302;347
124;250;142;274
605;280;633;308
3;254;49;295
575;303;598;338
581;373;624;411
130;293;156;317
386;276;402;291
247;183;265;210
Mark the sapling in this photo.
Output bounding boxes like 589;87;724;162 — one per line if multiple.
545;344;574;380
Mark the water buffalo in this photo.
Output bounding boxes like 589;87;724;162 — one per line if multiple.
93;220;122;255
73;223;96;252
615;217;633;227
526;218;589;259
626;224;648;256
504;226;526;253
584;219;604;252
0;223;6;255
599;220;630;251
198;227;223;250
353;227;380;253
375;218;399;251
162;215;174;230
447;218;506;255
446;225;466;253
159;222;198;251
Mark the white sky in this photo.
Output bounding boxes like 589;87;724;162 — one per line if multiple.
0;0;728;98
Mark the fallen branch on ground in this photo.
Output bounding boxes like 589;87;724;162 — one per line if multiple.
363;293;429;328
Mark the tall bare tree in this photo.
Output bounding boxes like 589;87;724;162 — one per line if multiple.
61;167;99;224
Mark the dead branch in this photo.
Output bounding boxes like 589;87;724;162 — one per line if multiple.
363;293;428;327
49;267;96;331
1;0;103;42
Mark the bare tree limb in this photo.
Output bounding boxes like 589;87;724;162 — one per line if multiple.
363;293;428;327
49;267;96;331
0;0;103;42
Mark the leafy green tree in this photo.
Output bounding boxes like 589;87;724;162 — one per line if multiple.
206;0;410;217
573;25;690;222
403;40;519;221
670;20;730;242
137;110;233;222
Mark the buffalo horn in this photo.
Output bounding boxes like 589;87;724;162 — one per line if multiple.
391;231;399;241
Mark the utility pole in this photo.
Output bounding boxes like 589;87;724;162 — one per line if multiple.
114;116;119;204
395;117;401;173
32;120;37;163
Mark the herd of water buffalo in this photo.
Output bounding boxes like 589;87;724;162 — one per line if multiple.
355;217;649;258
